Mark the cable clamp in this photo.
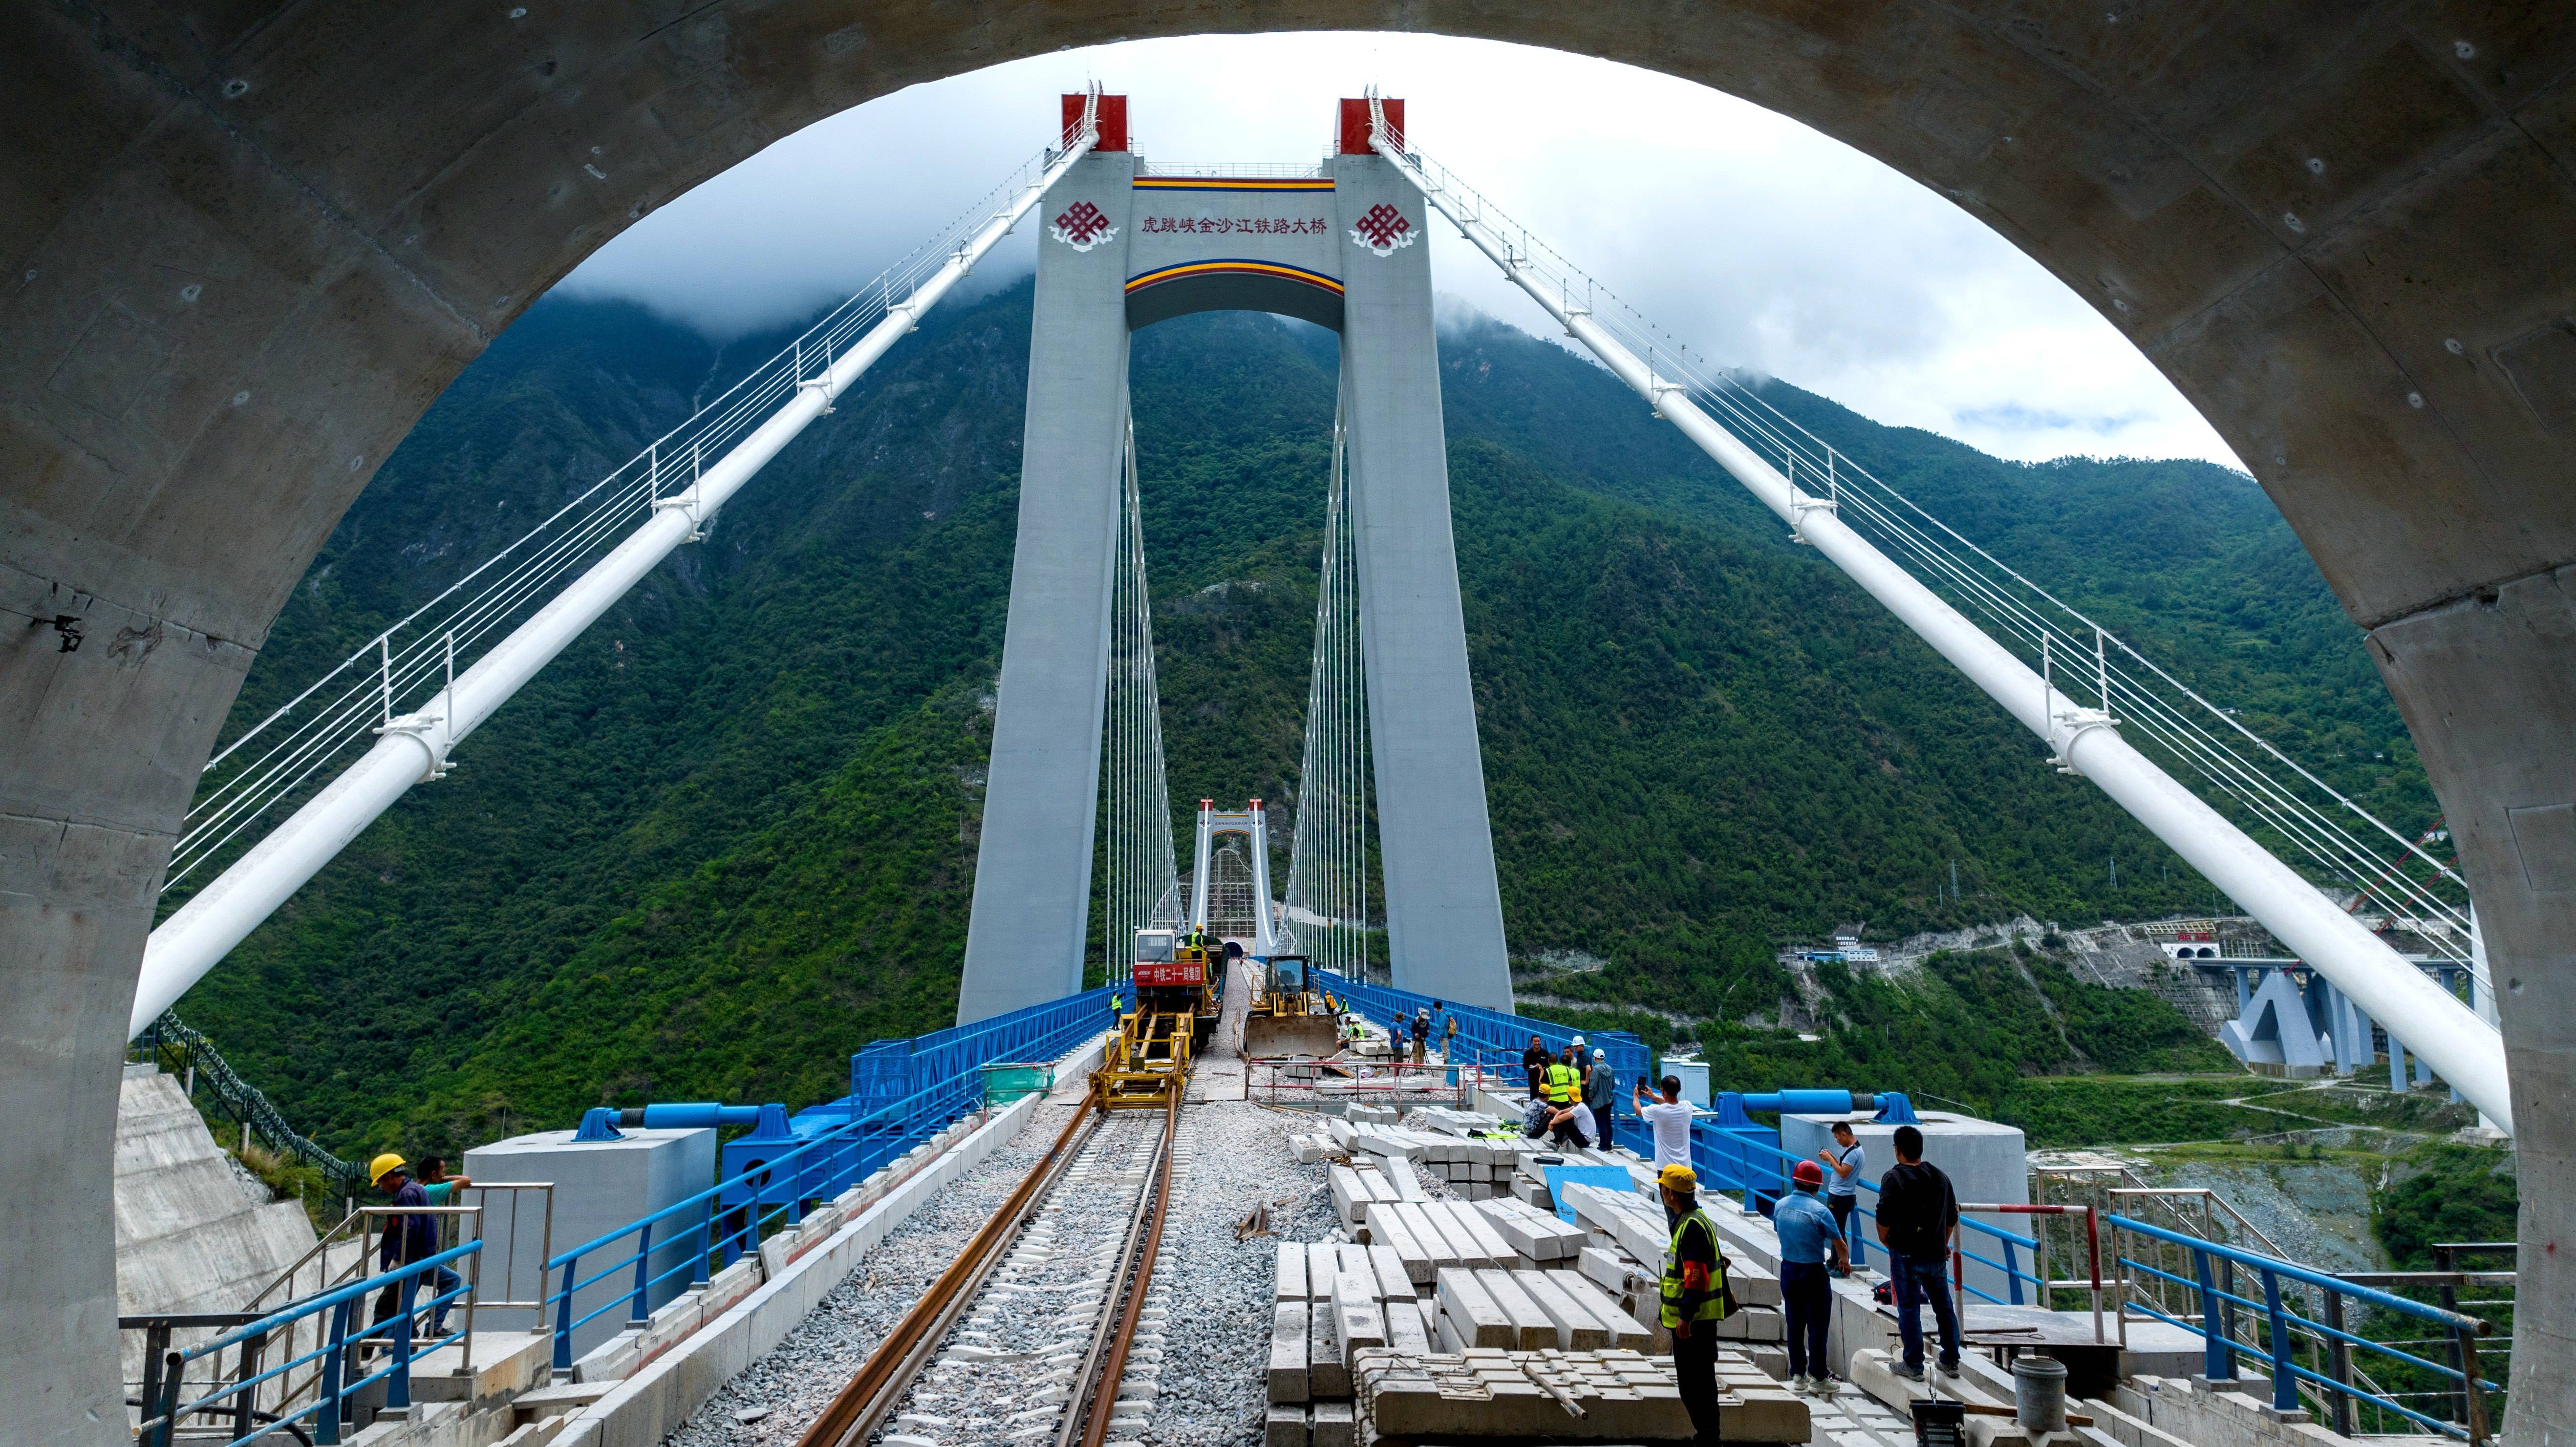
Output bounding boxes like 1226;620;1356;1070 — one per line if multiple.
651;495;709;542
798;375;835;414
1648;381;1687;421
1788;491;1838;545
373;712;455;782
2048;707;2119;776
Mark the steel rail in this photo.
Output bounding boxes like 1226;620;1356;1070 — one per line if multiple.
1360;102;2513;1133
1069;1086;1182;1447
795;1094;1105;1447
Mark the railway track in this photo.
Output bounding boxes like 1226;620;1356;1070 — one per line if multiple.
794;1083;1184;1447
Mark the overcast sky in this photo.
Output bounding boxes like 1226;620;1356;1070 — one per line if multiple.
559;33;2244;470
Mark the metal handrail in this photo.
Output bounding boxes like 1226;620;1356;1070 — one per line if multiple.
133;1240;481;1447
2108;1213;2504;1443
541;997;1112;1370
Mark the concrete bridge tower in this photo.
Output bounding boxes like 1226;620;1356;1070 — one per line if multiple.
957;97;1512;1023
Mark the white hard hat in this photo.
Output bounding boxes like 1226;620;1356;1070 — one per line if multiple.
1570;1034;1587;1046
1593;1048;1606;1060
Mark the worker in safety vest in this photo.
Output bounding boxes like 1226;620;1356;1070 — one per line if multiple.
1110;989;1124;1019
1658;1163;1734;1444
1543;1051;1581;1108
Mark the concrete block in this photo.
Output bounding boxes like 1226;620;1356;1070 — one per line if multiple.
1390;1205;1465;1272
1309;1397;1353;1447
1514;1270;1609;1350
1328;1165;1368;1229
1366;1244;1411;1302
1576;1246;1632;1291
1439;1202;1515;1267
1434;1268;1513;1348
1377;1153;1428;1199
464;1128;716;1360
1383;1298;1431;1354
1713;1304;1785;1343
1306;1243;1338;1300
1545;1269;1654;1352
1269;1302;1310;1404
1332;1270;1387;1352
1364;1205;1433;1284
1471;1269;1560;1350
1309;1301;1350;1398
1276;1241;1307;1302
1264;1404;1307;1447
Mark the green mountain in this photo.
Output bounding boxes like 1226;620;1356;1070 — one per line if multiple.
170;282;2416;1154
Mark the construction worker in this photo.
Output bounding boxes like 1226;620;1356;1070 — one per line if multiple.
1659;1163;1732;1444
1584;1046;1617;1148
1543;1049;1581;1115
1776;1160;1849;1395
1110;988;1124;1021
368;1154;462;1341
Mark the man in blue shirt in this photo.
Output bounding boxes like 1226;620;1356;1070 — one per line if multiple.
1774;1160;1849;1396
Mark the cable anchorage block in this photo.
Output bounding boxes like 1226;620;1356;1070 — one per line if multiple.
2047;706;2118;776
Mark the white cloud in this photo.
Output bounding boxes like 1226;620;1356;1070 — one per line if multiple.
558;32;2244;470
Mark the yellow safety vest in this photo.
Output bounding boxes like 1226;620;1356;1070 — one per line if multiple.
1660;1208;1737;1328
1544;1062;1579;1104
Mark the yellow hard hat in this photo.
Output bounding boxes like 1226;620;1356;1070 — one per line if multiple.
1657;1163;1698;1192
370;1153;408;1185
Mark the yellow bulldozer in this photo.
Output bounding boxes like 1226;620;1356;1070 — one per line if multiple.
1242;953;1343;1058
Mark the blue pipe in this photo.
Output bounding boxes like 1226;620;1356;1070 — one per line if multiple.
616;1102;773;1129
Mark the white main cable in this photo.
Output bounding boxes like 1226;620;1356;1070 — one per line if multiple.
134;112;1106;1037
1366;106;2510;1130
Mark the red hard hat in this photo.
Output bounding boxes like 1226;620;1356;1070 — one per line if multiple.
1792;1160;1826;1188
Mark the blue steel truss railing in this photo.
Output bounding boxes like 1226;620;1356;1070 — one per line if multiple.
131;1241;481;1447
1315;970;1650;1126
2110;1215;2507;1443
542;986;1113;1369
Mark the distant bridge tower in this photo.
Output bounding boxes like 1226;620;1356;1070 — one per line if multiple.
957;95;1512;1023
1188;799;1281;956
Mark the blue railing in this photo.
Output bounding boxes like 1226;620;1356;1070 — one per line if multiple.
1315;970;1650;1123
2112;1215;2504;1441
543;985;1113;1369
133;1241;481;1446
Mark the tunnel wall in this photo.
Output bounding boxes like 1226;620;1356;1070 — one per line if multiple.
3;3;2572;1438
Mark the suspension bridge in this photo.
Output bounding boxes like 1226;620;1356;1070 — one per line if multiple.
50;92;2548;1447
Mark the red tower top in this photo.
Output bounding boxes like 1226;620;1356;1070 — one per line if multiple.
1061;93;1129;152
1338;97;1404;154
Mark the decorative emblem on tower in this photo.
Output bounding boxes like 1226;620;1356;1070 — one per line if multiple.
1349;203;1416;257
1051;201;1117;252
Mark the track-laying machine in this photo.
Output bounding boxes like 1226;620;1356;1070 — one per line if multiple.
1095;928;1222;1108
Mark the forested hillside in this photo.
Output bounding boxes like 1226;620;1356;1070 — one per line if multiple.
168;282;2420;1155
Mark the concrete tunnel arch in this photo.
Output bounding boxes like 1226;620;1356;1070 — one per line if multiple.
5;3;2574;1436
